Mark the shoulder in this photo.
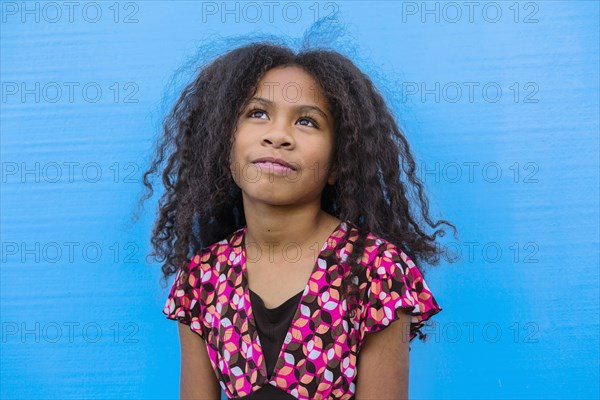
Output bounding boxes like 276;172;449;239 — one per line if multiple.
358;231;426;295
184;226;245;283
371;239;414;279
193;227;244;266
345;225;409;277
352;229;443;343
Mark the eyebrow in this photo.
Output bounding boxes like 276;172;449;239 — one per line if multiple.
248;96;330;121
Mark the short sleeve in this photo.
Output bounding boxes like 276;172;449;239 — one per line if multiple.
359;243;443;343
162;255;206;341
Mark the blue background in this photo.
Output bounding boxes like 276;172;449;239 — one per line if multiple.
1;1;598;399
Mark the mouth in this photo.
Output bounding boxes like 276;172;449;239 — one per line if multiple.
251;157;297;171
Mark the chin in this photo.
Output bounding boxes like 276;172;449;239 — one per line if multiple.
241;186;289;202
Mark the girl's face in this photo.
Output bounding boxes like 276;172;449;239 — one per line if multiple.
230;65;337;207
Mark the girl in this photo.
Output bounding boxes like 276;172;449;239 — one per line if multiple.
144;40;457;400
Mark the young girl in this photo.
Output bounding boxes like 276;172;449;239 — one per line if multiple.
144;39;457;400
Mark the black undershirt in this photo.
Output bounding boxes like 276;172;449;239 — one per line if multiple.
231;289;304;400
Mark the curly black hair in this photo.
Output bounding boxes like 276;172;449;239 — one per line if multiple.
138;27;458;333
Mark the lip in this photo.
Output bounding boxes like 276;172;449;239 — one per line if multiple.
251;156;297;171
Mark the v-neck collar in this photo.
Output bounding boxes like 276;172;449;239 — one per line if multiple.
236;220;346;389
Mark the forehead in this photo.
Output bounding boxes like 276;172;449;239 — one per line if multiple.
254;66;330;110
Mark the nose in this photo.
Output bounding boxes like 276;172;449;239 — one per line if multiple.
261;122;295;148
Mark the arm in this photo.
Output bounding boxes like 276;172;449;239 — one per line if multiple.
178;322;222;400
355;310;411;400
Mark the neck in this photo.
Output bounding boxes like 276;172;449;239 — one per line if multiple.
242;200;339;264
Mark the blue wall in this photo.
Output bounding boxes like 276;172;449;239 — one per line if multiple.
1;1;598;399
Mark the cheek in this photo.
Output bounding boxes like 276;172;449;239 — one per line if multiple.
229;135;253;185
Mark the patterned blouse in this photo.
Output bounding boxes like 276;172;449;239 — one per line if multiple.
163;220;443;399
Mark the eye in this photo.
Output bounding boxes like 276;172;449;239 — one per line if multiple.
246;108;320;129
247;108;268;119
298;114;319;129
